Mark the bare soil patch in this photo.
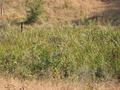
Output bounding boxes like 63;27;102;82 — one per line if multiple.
0;76;120;90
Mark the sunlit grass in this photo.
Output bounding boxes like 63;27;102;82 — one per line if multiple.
0;26;120;81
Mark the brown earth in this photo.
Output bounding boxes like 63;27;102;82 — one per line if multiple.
0;76;120;90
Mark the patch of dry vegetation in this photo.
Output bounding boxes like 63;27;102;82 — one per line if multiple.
1;0;115;24
1;0;120;26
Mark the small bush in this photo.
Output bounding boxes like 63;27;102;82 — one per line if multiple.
24;0;43;24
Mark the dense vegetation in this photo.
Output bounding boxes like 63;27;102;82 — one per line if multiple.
0;26;119;80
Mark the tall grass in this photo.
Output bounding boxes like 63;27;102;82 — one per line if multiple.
0;26;120;80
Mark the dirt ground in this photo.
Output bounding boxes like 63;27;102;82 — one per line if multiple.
0;76;120;90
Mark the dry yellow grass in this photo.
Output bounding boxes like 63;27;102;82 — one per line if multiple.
2;0;120;24
43;0;105;24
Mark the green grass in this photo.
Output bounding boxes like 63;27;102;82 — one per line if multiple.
0;26;120;80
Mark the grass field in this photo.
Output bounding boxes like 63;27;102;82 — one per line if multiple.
0;0;120;90
0;25;120;81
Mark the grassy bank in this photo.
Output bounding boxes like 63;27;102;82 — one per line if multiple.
0;26;120;80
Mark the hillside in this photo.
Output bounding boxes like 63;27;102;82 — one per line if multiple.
0;1;120;90
1;0;120;25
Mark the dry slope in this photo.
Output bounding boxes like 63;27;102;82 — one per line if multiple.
1;0;120;24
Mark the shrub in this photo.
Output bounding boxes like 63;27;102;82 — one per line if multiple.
24;0;43;24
